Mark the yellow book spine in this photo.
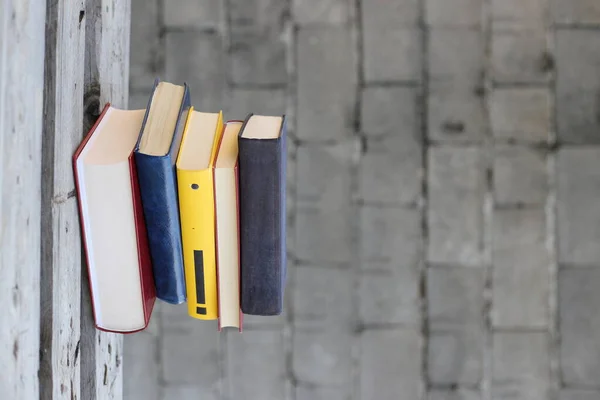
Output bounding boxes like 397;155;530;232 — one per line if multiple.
177;168;218;319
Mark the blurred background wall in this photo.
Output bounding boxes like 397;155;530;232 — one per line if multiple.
124;1;600;399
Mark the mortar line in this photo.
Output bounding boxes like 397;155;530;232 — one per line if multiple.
481;0;494;398
284;1;297;398
351;0;364;398
545;1;560;397
417;0;430;399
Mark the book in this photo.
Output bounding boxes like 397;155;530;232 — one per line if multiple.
134;80;189;304
214;121;243;331
73;104;155;333
176;108;224;320
238;114;287;316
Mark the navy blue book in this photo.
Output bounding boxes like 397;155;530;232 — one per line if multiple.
134;80;189;304
238;114;287;315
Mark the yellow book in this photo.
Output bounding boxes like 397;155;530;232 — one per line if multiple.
176;108;223;319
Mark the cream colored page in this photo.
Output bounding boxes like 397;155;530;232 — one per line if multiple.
241;115;282;139
215;169;240;328
139;83;185;155
177;111;219;170
83;163;145;331
215;122;241;168
84;109;145;164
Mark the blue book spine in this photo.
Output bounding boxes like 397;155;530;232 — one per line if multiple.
238;115;287;315
133;81;190;304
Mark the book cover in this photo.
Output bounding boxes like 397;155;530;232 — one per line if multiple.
214;121;244;331
73;104;155;333
134;80;189;304
238;114;287;316
176;109;224;320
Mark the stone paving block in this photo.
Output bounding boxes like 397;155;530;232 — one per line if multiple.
363;27;421;83
292;265;353;326
295;143;354;264
428;87;486;143
428;147;484;266
161;323;220;386
359;133;421;206
225;88;287;120
295;202;354;264
552;0;600;24
494;146;547;206
428;266;485;327
163;0;220;28
130;0;161;90
360;328;421;400
429;29;483;88
228;0;287;26
361;86;418;138
557;148;600;264
428;327;483;385
297;27;356;140
226;330;286;400
361;0;420;27
359;269;419;325
124;333;160;400
129;89;152;110
492;209;549;328
360;206;421;269
492;0;546;29
492;332;551;400
426;0;483;28
165;32;225;112
296;142;353;204
492;29;550;84
560;389;600;400
229;33;287;86
556;30;600;144
228;0;287;85
429;389;481;400
241;313;286;329
296;385;352;400
161;386;218;400
293;0;353;25
160;300;218;334
490;88;551;142
559;268;600;386
293;328;353;386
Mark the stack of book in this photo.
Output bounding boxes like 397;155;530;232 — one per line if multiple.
73;80;286;333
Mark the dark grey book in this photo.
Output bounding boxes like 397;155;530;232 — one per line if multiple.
238;114;287;316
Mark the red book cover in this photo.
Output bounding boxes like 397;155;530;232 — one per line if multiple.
73;103;155;334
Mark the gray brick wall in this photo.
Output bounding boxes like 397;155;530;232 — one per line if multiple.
125;0;600;399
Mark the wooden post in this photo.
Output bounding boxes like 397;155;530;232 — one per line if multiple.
2;0;130;398
80;0;130;398
0;0;46;398
39;1;87;399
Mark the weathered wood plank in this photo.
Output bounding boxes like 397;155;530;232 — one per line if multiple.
39;0;86;398
0;0;46;398
81;0;130;398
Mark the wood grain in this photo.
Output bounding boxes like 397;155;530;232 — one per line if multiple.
81;0;131;398
0;0;46;398
39;0;86;398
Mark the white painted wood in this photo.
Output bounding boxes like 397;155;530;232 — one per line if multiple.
0;0;46;398
39;0;86;399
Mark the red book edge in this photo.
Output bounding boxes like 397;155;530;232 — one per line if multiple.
73;103;155;334
129;148;156;328
215;121;243;332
